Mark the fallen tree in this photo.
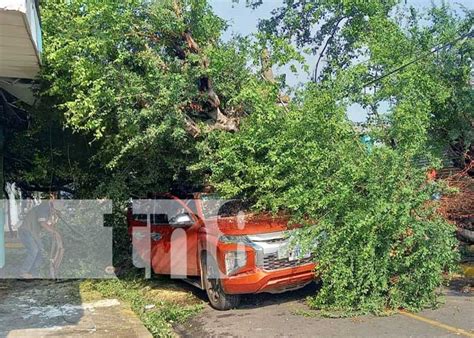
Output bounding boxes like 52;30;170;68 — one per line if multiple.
202;1;471;314
20;0;471;316
34;0;285;196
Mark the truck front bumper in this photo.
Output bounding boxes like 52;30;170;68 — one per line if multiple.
221;263;316;295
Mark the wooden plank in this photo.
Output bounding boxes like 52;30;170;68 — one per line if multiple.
0;53;37;62
0;24;30;38
0;35;32;47
0;66;39;79
0;59;40;67
0;43;37;56
0;11;24;26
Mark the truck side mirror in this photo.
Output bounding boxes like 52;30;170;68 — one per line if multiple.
169;213;194;228
122;207;130;216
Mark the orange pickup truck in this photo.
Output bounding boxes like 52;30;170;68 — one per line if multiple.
127;193;316;310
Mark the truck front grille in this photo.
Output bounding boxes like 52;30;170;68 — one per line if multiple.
263;253;313;271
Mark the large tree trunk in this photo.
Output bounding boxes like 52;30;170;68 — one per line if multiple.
172;2;239;137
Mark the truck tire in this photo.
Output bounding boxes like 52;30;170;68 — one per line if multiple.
202;254;241;310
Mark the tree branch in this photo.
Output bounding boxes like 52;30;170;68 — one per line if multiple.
313;16;346;82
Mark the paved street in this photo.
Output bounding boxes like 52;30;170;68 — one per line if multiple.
176;282;474;337
0;279;472;337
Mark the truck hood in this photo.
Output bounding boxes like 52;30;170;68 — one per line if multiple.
203;213;298;236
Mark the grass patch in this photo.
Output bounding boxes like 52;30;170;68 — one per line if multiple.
79;272;203;337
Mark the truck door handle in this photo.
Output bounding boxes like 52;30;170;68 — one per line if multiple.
151;233;162;241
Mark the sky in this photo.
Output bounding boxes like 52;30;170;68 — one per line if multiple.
208;0;473;122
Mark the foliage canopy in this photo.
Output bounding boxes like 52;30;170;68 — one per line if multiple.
204;0;470;313
10;0;471;315
32;0;278;197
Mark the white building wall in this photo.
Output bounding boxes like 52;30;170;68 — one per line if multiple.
0;0;42;79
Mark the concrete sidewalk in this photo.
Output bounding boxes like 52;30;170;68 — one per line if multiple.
176;282;474;337
0;280;151;338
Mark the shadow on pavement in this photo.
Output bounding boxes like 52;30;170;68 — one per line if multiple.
169;274;320;310
445;276;473;297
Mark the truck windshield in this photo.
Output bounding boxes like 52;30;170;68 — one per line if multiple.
200;194;251;219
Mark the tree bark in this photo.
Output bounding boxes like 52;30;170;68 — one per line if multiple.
171;1;238;137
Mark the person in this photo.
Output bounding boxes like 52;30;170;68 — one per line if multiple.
426;168;437;181
17;201;50;278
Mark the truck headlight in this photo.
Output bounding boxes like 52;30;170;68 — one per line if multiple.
224;251;247;276
219;235;264;268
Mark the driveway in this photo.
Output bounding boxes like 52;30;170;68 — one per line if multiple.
176;281;474;337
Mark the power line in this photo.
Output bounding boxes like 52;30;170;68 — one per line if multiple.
361;29;473;89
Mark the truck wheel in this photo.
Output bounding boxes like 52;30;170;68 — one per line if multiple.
202;254;241;310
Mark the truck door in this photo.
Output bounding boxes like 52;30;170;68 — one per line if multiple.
149;197;200;277
128;196;200;277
